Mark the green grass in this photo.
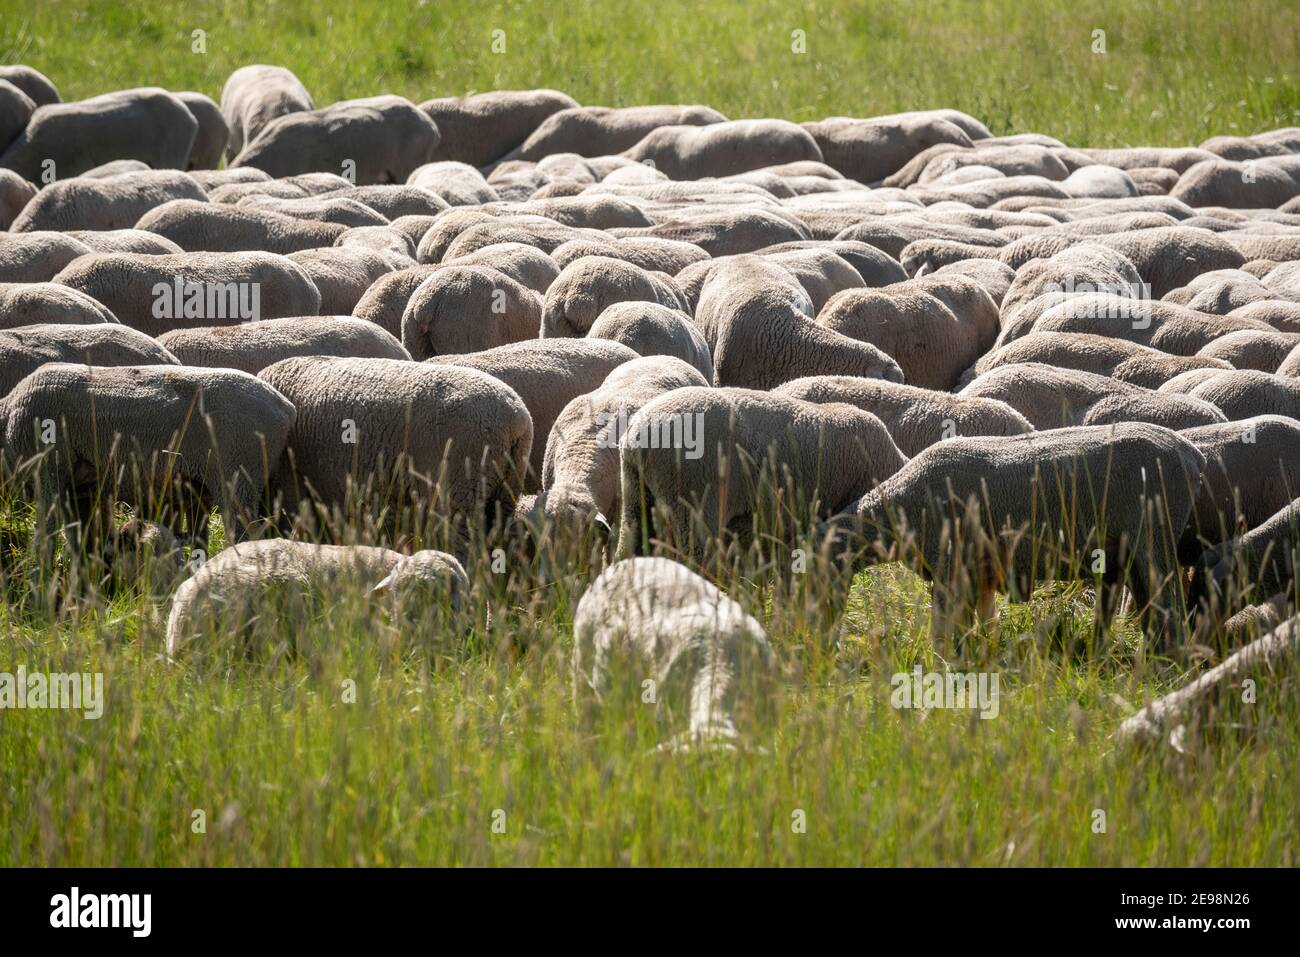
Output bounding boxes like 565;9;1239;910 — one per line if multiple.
3;0;1300;866
2;0;1298;147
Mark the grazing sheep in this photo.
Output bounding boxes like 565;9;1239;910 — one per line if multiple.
158;316;409;374
67;229;184;256
165;539;468;657
135;198;347;254
237;193;390;228
0;167;36;230
960;363;1227;431
624;207;808;256
0;232;93;283
0;79;34;155
0;283;119;330
572;557;774;750
585;301;713;382
622;120;823;179
431;338;638;489
10;169;207;232
968;333;1233;388
758;239;910;289
0;88;197;181
401;265;542;359
551;236;709;275
617;385;907;560
334;225;417;269
175;91;230;170
53;251;322;336
258;357;532;538
821;423;1206;642
1171;157;1300;209
802;114;975;183
286;247;394;314
1179;416;1300;562
542;356;709;529
516;105;726;160
420;89;578;167
0;65;60;108
0;323;179;398
541;256;685;337
406;161;501;206
1163;269;1277;315
998;244;1145;334
231;96;440;185
694;255;903;390
1185;369;1300;421
220;65;313;159
1;363;295;550
439;216;604;260
350;264;442;337
1197;329;1300;372
774;375;1034;457
441;242;560;294
1188;498;1300;631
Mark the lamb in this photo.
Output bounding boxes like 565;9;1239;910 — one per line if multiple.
9;169;208;232
420;89;578;167
0;283;120;330
286;247;394;314
616;386;908;559
1185;369;1300;421
0;87;198;181
53;251;322;336
541;256;685;337
820;423;1206;642
258;357;532;542
622;120;823;179
542;356;708;530
401;265;542;359
515;105;727;160
220;65;314;159
0;232;93;283
230;95;440;185
585;302;714;382
958;363;1227;431
572;557;774;751
0;323;179;397
693;255;903;390
773;375;1034;457
1;363;295;553
135;199;347;254
967;333;1233;388
430;338;638;489
157;316;410;374
165;539;468;658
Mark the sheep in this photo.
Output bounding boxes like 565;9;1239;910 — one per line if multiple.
692;255;903;390
959;363;1227;431
820;423;1207;643
406;161;501;205
439;217;605;260
165;539;468;658
930;258;1016;306
1;363;296;554
541;256;685;337
10;169;208;232
1077;148;1219;174
327;184;448;220
757;239;909;289
0;79;34;155
53;251;322;336
802;114;975;183
101;518;187;597
816;284;979;390
503;195;653;230
158;316;410;374
621;207;808;256
1178;416;1300;563
998;244;1145;336
1163;269;1278;315
175;91;230;170
0;283;119;330
0;167;35;230
401;265;542;359
616;385;908;560
0;323;179;398
967;333;1233;388
585;301;713;382
231;95;440;185
551;236;709;275
1185;369;1300;421
621;120;823;179
773;375;1034;457
258;357;532;541
286;247;394;314
135;198;347;254
441;242;560;294
66;229;184;256
834;216;1008;261
334;226;417;269
0;87;197;181
515;105;726;160
572;557;774;751
1197;329;1300;371
430;338;638;489
219;65;313;159
207;171;351;204
237;193;391;228
1116;613;1300;746
0;65;60;108
420;89;578;167
0;232;93;283
541;356;709;531
1171;157;1300;209
350;265;441;338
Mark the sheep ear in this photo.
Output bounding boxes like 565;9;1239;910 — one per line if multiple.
370;571;397;595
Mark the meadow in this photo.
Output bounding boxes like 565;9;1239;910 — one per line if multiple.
2;0;1300;866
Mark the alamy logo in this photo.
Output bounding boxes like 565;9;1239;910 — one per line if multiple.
596;410;705;460
890;666;1000;719
50;887;151;937
151;278;261;322
0;667;104;719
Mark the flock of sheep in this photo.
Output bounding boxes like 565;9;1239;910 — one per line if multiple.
3;63;1300;749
